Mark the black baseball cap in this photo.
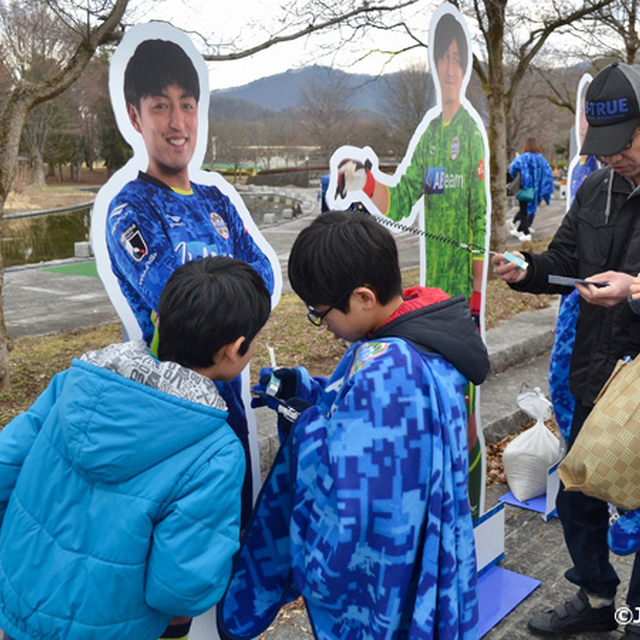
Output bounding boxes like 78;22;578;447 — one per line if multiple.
581;62;640;156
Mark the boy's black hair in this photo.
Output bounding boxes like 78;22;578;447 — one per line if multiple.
433;13;468;75
288;210;402;312
124;39;200;109
157;256;270;369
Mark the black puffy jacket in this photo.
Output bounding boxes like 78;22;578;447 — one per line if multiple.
510;165;640;406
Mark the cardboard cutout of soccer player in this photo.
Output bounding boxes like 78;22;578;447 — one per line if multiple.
326;3;491;518
91;22;282;640
566;73;600;210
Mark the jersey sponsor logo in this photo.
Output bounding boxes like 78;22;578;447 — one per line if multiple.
424;168;465;194
477;159;485;180
120;222;148;262
175;241;221;264
210;211;230;239
450;136;460;160
425;167;446;194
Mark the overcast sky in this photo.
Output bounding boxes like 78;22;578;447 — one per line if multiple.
143;0;429;90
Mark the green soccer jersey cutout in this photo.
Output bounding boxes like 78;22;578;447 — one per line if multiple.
328;3;490;519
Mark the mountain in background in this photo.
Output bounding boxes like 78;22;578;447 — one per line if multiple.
209;65;391;118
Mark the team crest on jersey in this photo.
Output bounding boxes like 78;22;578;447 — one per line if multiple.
350;342;389;376
210;212;230;239
120;222;148;262
477;159;485;180
424;167;446;194
450;136;460;161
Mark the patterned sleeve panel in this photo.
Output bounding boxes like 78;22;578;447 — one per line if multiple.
290;339;478;639
107;188;185;315
386;125;434;222
219;339;478;640
222;196;275;295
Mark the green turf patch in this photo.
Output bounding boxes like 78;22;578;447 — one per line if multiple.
42;261;99;277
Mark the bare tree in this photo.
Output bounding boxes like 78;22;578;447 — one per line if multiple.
203;0;614;250
298;67;360;163
589;0;640;64
380;60;435;156
0;0;128;390
453;0;616;251
22;100;62;185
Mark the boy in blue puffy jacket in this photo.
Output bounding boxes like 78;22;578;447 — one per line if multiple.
0;256;270;640
219;211;490;640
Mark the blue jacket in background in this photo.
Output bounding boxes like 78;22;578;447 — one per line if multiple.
0;341;244;640
509;151;555;215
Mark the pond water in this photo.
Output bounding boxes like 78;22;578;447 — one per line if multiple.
3;207;92;268
2;192;296;268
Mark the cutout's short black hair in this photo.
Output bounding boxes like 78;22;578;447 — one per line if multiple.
157;256;270;369
124;39;200;109
287;210;402;311
433;13;468;75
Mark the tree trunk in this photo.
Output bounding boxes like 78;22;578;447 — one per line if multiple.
479;0;508;254
32;149;46;186
0;94;33;390
0;0;129;390
488;91;508;253
0;260;12;392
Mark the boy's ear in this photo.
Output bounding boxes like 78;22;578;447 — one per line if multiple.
127;103;142;133
353;286;377;309
221;336;246;364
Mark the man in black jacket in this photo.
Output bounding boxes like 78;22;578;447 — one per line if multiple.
493;62;640;639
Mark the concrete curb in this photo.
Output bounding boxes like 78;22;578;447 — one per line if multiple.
485;301;559;376
481;300;559;443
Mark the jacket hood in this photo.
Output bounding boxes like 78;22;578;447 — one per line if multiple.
372;286;490;385
60;341;229;484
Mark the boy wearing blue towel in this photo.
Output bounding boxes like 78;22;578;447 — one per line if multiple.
219;211;489;639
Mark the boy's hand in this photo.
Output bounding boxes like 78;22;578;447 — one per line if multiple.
252;367;299;405
251;367;314;409
335;159;375;198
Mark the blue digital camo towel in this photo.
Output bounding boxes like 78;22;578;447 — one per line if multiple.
219;334;479;640
548;290;579;441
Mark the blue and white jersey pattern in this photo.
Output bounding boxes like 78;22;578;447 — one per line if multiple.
106;173;274;344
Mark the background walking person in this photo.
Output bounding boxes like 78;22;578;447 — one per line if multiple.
509;137;555;241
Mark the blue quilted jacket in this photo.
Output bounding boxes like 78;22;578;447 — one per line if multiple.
0;342;244;640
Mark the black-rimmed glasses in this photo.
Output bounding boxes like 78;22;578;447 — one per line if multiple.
306;290;352;327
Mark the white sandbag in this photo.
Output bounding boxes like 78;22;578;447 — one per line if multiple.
502;388;562;502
